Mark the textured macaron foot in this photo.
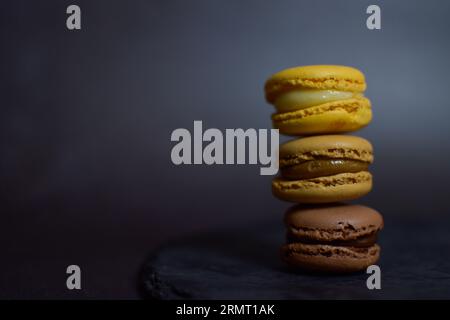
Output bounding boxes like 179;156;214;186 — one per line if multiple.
265;65;367;102
281;204;383;273
272;97;372;136
272;171;372;203
264;65;371;135
281;243;380;273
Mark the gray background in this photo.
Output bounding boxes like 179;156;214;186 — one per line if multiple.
2;0;450;298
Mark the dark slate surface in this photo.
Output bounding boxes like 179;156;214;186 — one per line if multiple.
139;217;450;299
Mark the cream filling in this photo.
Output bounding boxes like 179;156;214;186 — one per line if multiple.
274;89;362;112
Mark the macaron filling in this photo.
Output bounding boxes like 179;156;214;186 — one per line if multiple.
286;232;378;248
274;89;362;113
280;159;369;180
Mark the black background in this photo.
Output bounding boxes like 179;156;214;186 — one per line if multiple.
2;0;450;298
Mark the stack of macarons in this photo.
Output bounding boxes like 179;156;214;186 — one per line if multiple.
264;65;383;273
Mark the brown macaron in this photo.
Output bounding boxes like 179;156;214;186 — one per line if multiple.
272;135;373;203
281;203;383;273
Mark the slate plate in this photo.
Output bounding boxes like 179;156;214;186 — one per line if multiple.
139;217;450;299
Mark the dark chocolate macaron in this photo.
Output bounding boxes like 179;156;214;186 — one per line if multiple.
281;203;383;273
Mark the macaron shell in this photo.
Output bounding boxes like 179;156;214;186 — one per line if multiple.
284;204;383;241
281;243;380;273
272;172;372;203
279;134;373;162
265;65;366;103
272;97;372;136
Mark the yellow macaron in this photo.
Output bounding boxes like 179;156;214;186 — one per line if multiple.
272;135;373;203
264;65;372;135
